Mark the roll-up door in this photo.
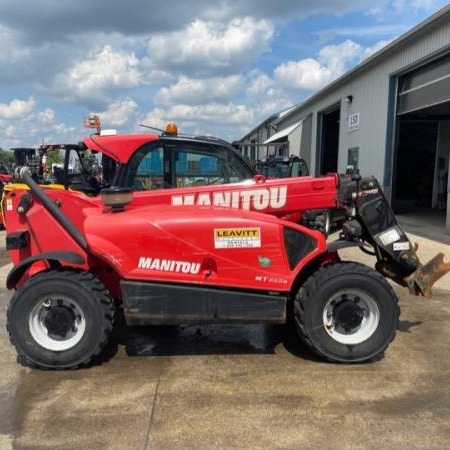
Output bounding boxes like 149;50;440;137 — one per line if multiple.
398;54;450;115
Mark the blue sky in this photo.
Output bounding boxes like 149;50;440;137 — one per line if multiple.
0;0;448;148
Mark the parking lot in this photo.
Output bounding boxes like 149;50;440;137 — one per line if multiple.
1;228;450;449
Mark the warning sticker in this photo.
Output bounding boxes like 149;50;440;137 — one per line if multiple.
378;228;400;246
214;228;261;248
393;241;410;251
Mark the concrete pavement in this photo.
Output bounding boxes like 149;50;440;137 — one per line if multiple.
1;229;450;449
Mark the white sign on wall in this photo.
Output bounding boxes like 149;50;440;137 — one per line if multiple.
348;112;360;132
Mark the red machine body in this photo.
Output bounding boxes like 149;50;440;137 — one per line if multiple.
0;173;13;183
4;177;330;293
4;129;449;369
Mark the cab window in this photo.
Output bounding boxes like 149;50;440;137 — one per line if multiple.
292;159;309;177
61;148;102;194
123;142;253;190
133;147;165;190
174;150;245;187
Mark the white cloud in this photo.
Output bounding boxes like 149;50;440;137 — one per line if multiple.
141;102;256;138
317;24;405;44
145;38;385;141
0;25;35;83
246;71;275;97
0;98;81;148
37;108;56;124
0;0;444;145
0;111;79;149
4;125;16;138
157;103;254;125
319;39;362;73
0;97;35;120
143;89;292;141
274;40;365;92
366;0;443;22
142;103;255;141
200;0;369;22
244;70;292;118
93;97;138;128
274;58;334;91
393;0;437;13
140;108;172;132
361;39;392;59
147;18;274;76
0;0;375;42
52;45;141;105
155;75;243;105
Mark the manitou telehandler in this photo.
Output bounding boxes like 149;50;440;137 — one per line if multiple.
3;123;450;369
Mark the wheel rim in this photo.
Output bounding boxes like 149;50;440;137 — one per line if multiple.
29;296;86;351
322;289;379;345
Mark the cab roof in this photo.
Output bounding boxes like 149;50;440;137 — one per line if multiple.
82;134;159;164
82;133;244;165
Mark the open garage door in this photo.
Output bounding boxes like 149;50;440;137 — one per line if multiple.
397;54;450;115
317;105;340;176
393;54;450;221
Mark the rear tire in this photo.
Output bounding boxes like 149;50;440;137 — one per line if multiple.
293;262;399;363
7;269;114;369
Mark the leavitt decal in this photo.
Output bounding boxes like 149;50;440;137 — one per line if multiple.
214;227;261;248
171;186;287;210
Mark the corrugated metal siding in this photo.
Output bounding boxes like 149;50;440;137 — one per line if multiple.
289;124;302;157
276;18;450;182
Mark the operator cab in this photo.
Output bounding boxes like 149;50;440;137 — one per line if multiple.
9;143;113;196
40;144;113;196
82;119;256;193
254;155;309;179
116;136;255;191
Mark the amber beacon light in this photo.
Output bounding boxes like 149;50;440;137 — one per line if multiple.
165;123;178;135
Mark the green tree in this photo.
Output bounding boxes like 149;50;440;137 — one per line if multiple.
44;148;63;174
0;148;14;169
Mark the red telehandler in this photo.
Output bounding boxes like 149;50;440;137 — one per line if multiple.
3;123;450;369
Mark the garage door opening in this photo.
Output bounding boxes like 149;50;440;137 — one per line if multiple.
393;54;450;219
317;105;340;175
393;120;439;212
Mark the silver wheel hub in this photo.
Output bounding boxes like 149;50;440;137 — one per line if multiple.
322;289;379;345
29;296;86;351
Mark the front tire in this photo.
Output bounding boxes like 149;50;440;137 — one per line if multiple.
7;269;114;369
293;262;399;363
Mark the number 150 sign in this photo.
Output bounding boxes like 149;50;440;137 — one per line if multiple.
348;112;360;132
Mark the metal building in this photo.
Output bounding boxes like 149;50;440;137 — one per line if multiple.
238;5;450;230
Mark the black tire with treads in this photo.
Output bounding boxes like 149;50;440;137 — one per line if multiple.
293;262;399;363
7;269;114;369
